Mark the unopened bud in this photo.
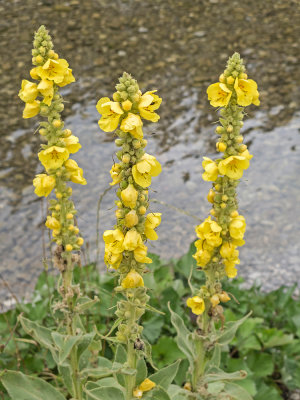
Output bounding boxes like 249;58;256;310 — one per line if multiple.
122;100;132;111
227;76;235;85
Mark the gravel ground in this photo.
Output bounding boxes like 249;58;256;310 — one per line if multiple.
0;0;299;302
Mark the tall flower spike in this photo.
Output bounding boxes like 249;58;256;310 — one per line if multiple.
97;72;162;399
17;26;92;400
185;52;259;392
20;26;86;256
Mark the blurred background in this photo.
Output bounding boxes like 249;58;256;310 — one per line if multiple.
0;0;299;303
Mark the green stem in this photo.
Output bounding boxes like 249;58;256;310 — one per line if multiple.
126;341;137;400
62;254;83;400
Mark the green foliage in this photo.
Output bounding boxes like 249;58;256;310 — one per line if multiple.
0;249;299;399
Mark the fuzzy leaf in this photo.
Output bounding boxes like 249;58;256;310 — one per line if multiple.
168;304;195;366
149;359;181;390
1;370;66;400
215;312;251;345
223;382;253;400
85;386;125;400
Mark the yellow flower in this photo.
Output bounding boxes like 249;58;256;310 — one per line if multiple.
37;79;54;106
132;153;161;188
37;58;69;84
220;242;240;269
225;265;238;279
193;239;213;267
103;229;125;268
202;157;219;182
145;213;162;240
240;149;253;160
57;68;75;87
134;244;152;264
123;229;143;251
138;379;156;393
186;296;205;315
195;216;222;248
105;248;123;269
138;90;162;122
30;67;40;80
121;184;138;208
120;113;143;139
234;78;260;107
45;216;60;230
38;146;69;170
103;229;125;254
229;214;246;244
96;97;124;132
110;163;122;186
218;155;249;180
220;242;238;259
33;174;56;197
121;269;144;289
62;135;82;154
19;80;38;103
64;159;87;185
23;100;40;118
207;82;232;107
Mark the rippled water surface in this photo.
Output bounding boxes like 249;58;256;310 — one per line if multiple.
0;0;299;301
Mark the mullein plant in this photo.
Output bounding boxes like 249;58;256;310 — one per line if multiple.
0;26;102;400
96;74;179;400
170;53;260;400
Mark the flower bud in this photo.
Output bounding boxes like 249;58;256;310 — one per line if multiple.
230;210;239;218
239;144;247;152
65;244;73;252
236;135;243;143
216;142;227;152
122;100;132;111
35;55;44;64
222;195;228;202
125;210;139;228
77;237;84;246
227;125;233;133
52;119;62;128
210;294;220;307
122;154;130;163
216;126;224;134
219;74;225;83
138;206;146;215
56;192;62;199
221;203;227;209
207;189;215;203
227;76;235;85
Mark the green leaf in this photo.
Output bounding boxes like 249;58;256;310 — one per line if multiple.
204;367;247;383
215;312;251;346
254;381;282;400
144;386;171;400
77;332;96;360
51;332;80;364
169;304;195;367
205;344;221;370
236;378;257;397
247;352;274;377
259;328;295;348
149;359;181;390
207;381;225;395
152;337;184;368
75;296;99;312
223;382;253;400
143;315;164;343
1;370;66;400
19;316;55;351
136;358;148;385
114;344;127;363
85;386;125;400
58;364;74;396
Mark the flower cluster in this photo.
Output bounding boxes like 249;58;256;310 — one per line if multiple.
187;53;259;316
21;26;86;256
98;73;162;347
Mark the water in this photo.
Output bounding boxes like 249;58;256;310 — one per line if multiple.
0;0;299;302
